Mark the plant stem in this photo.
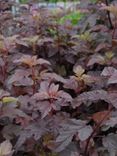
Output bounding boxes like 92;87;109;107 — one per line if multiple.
2;50;8;84
32;67;36;94
105;0;113;29
84;107;113;156
112;17;117;39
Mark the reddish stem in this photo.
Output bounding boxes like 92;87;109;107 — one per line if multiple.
105;0;113;29
31;67;36;94
2;50;8;83
84;107;113;156
112;17;117;39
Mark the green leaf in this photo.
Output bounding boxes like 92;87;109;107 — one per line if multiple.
2;97;18;104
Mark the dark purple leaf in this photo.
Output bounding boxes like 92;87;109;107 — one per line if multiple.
103;134;117;156
72;90;108;108
55;119;92;152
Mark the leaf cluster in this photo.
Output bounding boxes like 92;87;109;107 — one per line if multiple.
0;0;117;156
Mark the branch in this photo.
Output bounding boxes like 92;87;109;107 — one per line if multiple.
84;107;113;156
105;0;113;29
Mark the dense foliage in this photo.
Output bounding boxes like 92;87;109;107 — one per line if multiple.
0;0;117;156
